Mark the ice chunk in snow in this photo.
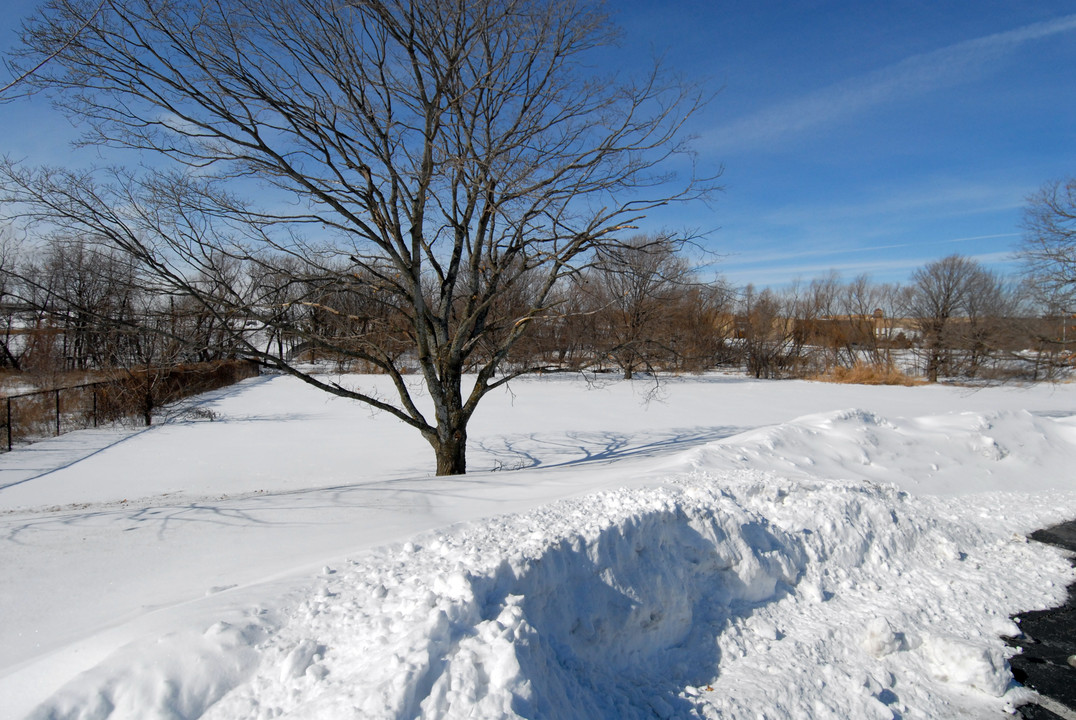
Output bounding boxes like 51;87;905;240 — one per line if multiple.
279;639;322;681
861;617;902;657
748;617;779;641
921;634;1010;697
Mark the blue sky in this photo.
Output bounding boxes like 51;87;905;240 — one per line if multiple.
3;1;1076;288
615;1;1076;286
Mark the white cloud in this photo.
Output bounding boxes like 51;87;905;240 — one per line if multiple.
706;13;1076;153
941;232;1021;245
760;179;1027;231
720;249;1019;288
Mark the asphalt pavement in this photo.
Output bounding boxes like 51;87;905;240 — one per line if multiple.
1008;520;1076;720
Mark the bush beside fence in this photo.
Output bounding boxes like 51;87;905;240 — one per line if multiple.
1;359;260;452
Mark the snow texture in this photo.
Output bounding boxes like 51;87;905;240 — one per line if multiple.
2;374;1076;719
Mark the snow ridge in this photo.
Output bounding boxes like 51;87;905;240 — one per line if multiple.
687;408;1076;494
185;484;804;720
22;470;1076;720
427;503;805;719
178;473;1032;720
14;392;1076;720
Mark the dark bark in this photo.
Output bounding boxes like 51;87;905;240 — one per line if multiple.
432;423;467;476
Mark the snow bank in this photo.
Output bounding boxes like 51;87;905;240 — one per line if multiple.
687;407;1076;494
25;620;266;720
8;376;1076;719
30;470;1074;719
38;483;802;720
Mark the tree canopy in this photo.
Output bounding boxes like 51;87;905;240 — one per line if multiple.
5;0;716;474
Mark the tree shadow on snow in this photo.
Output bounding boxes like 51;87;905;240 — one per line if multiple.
476;426;741;471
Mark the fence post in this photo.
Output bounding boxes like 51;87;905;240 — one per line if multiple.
6;397;11;452
55;389;61;436
93;385;98;428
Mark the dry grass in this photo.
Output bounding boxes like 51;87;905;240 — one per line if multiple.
1;369;106;395
7;393;54;438
810;362;924;386
1;360;260;450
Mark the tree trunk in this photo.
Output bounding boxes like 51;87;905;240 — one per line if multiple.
433;425;467;476
142;374;154;426
0;338;20;371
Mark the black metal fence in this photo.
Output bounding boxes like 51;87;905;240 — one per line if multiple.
0;360;260;452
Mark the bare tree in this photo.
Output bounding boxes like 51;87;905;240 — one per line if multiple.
31;238;141;371
665;278;735;373
0;0;105;100
788;272;842;372
903;255;993;382
6;0;715;474
736;285;798;379
9;235;211;372
584;234;693;379
840;274;899;368
1020;178;1076;314
0;229;26;371
1019;178;1076;372
952;269;1022;378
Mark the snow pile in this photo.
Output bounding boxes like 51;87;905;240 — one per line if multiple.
30;472;1075;720
210;484;808;720
680;473;1072;719
30;482;803;719
5;376;1076;719
27;620;267;720
686;407;1076;494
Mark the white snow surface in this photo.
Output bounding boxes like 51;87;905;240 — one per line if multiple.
2;373;1076;719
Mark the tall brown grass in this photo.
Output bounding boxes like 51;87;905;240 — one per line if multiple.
810;362;923;386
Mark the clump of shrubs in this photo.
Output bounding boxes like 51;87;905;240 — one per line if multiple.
811;362;922;386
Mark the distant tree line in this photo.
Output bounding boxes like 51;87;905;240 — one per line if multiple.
2;229;1073;386
0;231;243;377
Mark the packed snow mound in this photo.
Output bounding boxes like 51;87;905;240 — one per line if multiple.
198;484;809;720
25;621;267;720
30;469;1070;720
10;379;1076;720
685;408;1076;494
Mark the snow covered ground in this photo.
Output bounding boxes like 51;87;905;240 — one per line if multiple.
2;372;1076;719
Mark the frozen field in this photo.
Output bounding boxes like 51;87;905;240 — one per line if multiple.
2;373;1076;719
